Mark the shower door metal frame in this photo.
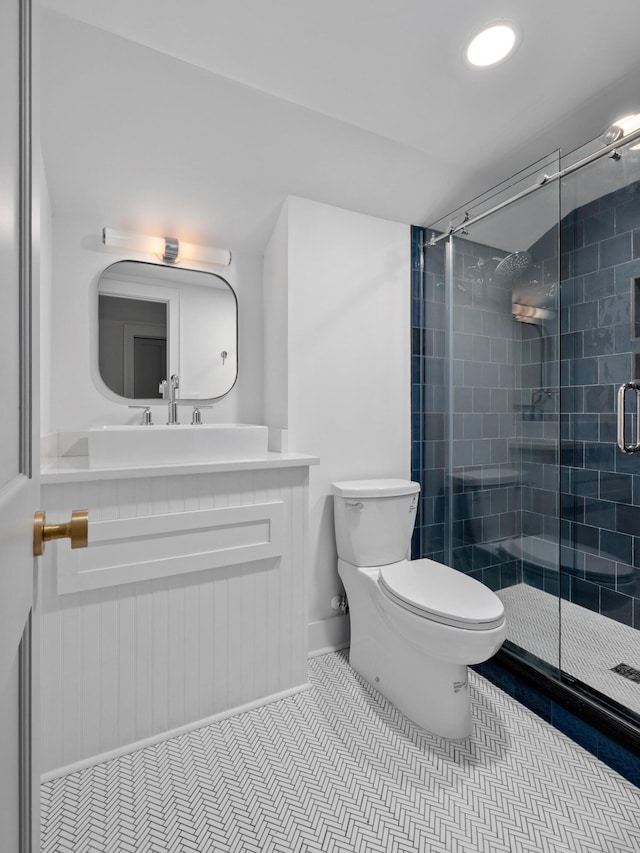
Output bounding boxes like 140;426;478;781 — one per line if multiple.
428;130;640;750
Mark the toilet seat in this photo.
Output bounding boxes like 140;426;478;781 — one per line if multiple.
378;559;505;631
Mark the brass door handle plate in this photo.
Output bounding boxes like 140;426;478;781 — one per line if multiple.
33;509;89;557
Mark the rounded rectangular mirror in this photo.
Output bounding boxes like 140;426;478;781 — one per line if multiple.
97;260;237;401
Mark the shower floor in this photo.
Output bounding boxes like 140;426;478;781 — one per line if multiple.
41;651;640;853
498;583;640;718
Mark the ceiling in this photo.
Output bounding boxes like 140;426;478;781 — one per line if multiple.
40;0;640;254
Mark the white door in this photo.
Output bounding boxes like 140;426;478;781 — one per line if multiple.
0;1;39;851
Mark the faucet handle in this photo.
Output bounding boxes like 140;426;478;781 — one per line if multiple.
159;379;168;399
128;406;153;425
191;405;213;425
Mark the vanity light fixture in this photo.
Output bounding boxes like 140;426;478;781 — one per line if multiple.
102;227;232;266
465;22;519;68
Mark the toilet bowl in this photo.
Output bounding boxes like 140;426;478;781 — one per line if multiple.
333;478;506;739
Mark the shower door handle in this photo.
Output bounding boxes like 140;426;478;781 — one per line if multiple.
617;382;640;453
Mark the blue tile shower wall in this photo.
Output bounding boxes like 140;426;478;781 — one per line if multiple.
411;227;446;562
448;236;528;588
411;227;531;586
411;178;640;631
560;180;640;629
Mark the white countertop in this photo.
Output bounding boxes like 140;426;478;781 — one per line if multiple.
41;451;320;484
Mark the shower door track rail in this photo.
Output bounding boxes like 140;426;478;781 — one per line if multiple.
423;124;640;247
488;647;640;757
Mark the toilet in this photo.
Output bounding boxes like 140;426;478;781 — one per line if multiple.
333;478;506;739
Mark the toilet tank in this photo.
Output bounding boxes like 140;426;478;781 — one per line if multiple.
332;479;420;567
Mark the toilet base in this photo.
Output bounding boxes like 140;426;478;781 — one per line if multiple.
349;626;472;739
336;558;506;739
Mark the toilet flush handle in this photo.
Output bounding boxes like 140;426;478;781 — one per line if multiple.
344;500;365;512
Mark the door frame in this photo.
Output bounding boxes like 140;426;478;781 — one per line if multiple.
19;0;35;849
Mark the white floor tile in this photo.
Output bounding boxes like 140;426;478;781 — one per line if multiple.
41;651;640;852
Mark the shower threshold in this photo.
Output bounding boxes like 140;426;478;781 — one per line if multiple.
497;583;640;719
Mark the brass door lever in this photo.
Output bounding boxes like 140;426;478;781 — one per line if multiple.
33;509;89;556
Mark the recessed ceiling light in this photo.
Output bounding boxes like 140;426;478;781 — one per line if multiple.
466;23;519;68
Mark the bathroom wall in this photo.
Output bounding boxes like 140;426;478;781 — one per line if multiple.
413;178;640;630
44;214;264;439
263;204;289;433
411;227;526;588
559;181;640;627
264;197;411;651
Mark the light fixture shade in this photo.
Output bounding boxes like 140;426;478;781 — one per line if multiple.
179;241;232;266
102;228;165;257
102;227;231;266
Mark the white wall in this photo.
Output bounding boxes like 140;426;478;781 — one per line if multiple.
46;214;263;435
262;201;289;433
264;197;411;651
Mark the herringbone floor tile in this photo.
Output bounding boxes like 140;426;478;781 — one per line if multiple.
499;582;640;715
41;651;640;852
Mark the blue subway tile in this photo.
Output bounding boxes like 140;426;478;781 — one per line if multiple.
570;301;598;332
599;292;631;326
582;326;613;357
598;352;629;384
600;471;633;503
599;232;632;269
616;199;640;236
583;266;615;300
571;577;600;612
597;734;640;787
573;243;599;276
514;682;552;722
600;587;633;625
600;528;633;564
572;357;599;386
551;704;599;754
584;443;615;472
584;384;613;413
616;503;640;536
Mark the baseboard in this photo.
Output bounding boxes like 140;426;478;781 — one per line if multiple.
308;643;350;658
41;682;311;783
308;614;350;656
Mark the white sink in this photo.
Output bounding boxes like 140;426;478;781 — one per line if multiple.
88;423;269;468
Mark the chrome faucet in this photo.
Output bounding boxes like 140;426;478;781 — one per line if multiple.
159;374;180;424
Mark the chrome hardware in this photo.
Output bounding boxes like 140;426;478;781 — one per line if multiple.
34;509;89;557
617;382;640;453
330;594;348;614
191;405;213;425
162;236;179;263
128;405;153;425
159;374;180;424
221;350;228;365
344;500;365;512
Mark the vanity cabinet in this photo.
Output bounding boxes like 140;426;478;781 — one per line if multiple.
39;455;316;776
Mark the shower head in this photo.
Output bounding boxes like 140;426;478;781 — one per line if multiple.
494;250;531;279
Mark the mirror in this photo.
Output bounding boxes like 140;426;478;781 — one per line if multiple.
97;260;237;401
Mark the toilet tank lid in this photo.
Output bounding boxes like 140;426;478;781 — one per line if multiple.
332;479;420;498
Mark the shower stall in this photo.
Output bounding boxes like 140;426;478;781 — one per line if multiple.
412;129;640;742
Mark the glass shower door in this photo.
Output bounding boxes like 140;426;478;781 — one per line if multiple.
441;152;562;677
558;137;640;722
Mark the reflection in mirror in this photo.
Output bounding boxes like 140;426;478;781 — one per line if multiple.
97;261;238;401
